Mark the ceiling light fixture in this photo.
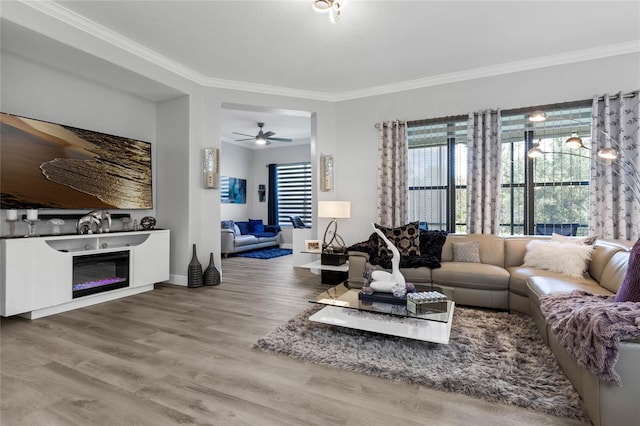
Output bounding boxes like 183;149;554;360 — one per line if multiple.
313;0;342;23
255;135;267;145
312;0;333;11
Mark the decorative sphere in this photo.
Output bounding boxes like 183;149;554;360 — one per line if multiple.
140;216;156;230
405;282;416;292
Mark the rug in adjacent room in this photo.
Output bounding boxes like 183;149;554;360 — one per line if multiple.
235;247;293;259
253;305;589;423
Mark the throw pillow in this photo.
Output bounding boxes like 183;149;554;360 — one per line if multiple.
221;220;235;230
236;221;250;235
375;222;421;257
419;230;448;260
523;240;593;278
233;224;241;236
453;241;481;263
248;219;265;233
551;232;599;245
347;233;380;259
614;239;640;302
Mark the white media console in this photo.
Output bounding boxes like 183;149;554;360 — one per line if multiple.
0;229;170;319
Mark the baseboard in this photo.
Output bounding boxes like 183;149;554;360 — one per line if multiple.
281;243;293;249
167;274;187;286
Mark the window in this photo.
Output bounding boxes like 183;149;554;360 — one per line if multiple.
500;103;592;235
407;118;467;232
276;162;312;226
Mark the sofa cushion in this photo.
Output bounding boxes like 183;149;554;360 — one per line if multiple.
249;218;265;233
615;239;640;302
526;276;611;305
441;234;505;267
453;241;480;263
551;232;598;245
233;224;241;236
375;222;421;257
253;232;277;239
523;240;593;278
508;266;595;297
432;262;510;291
234;235;259;247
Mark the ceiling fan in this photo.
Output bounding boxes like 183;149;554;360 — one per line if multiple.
232;122;293;145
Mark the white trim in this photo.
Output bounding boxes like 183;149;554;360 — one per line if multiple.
19;285;154;319
18;1;640;103
167;274;187;287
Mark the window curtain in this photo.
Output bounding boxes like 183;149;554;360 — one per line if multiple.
376;121;408;227
467;110;502;234
267;163;278;225
589;91;640;240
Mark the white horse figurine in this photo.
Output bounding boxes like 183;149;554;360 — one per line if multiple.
369;223;406;293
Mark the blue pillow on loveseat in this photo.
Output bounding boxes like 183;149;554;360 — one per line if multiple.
236;221;251;235
249;218;265;233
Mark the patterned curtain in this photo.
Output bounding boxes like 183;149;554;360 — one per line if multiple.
467;110;502;234
589;91;640;240
376;121;408;227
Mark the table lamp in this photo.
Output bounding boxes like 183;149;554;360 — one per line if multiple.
318;200;351;253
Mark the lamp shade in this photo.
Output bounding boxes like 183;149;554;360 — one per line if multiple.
318;201;351;218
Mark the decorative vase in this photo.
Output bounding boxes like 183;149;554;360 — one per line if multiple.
203;252;221;286
187;244;203;288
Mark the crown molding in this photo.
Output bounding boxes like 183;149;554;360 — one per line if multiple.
333;40;640;102
17;1;640;104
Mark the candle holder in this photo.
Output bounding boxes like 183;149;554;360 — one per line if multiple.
5;219;17;237
23;219;41;237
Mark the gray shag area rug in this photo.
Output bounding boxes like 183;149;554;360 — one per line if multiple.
253;305;589;423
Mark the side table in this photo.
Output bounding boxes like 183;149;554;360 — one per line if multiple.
298;260;349;285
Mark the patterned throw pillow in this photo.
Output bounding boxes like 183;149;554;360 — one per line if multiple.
375;222;421;257
614;239;640;302
453;241;481;263
221;220;235;230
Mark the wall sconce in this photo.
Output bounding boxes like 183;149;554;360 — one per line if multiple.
258;184;266;202
203;148;219;189
320;154;334;192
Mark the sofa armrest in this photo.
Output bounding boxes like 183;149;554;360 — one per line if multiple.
221;229;235;255
348;251;369;288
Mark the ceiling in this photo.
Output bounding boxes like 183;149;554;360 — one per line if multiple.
4;1;640;148
220;106;311;148
53;0;640;98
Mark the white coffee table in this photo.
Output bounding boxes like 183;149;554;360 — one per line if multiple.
309;283;454;344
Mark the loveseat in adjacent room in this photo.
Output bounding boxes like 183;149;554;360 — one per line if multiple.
221;219;281;256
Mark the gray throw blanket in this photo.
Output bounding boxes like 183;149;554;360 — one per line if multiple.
539;290;640;385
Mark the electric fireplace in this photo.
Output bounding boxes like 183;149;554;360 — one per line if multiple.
72;251;130;298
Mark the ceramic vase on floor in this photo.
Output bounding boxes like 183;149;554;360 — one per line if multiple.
188;244;203;288
203;252;221;286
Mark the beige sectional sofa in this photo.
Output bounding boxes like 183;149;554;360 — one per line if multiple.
348;233;639;426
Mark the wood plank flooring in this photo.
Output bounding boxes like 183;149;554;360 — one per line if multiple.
1;256;589;425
